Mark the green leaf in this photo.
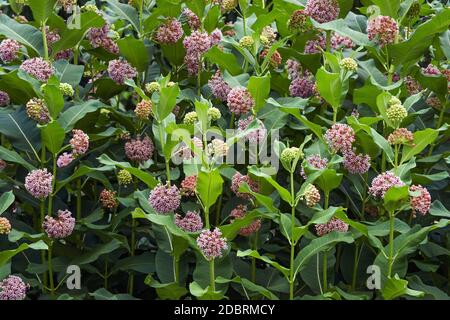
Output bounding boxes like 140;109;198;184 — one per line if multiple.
72;239;122;265
28;0;56;24
110;253;155;274
247;75;271;113
382;275;424;300
358;59;403;91
89;288;139;300
106;0;141;34
0;14;44;56
371;0;400;18
312;18;370;46
429;201;450;218
237;249;289;278
316;169;343;194
196;168;224;211
401;128;438;164
58;100;106;131
383;186;409;212
146;276;188;300
43;83;65;118
204;46;243;76
155;84;180;122
117;36;149;72
189;281;224;300
41;121;65;154
0;191;15;216
0;146;35;170
54;60;84;88
215;276;279;300
0;240;48;266
248;165;292;205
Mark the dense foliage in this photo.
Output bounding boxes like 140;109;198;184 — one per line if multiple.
0;0;449;300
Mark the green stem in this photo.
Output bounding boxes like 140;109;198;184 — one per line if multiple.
322;253;328;292
289;170;296;300
128;218;136;295
41;22;49;60
387;211;395;278
205;206;210;229
209;259;215;291
351;242;360;291
48;155;57;217
158;122;171;185
251;232;258;284
104;259;108;290
48;242;55;296
326;30;331;53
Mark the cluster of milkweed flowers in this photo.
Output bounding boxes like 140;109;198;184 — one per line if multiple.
182;8;200;30
0;39;20;62
135;100;152;120
175;211;203;232
260;48;282;68
304;184;321;207
117;169;133;186
87;24;119;54
70;129;90;156
288;9;311;32
0;217;12;235
108;59;138;85
409;185;431;217
25;169;53;199
0;90;10;106
315;218;349;236
124;136;154;163
367;15;399;47
388;128;415;146
230;204;261;236
148;184;181;214
20;58;54;82
25;98;50;124
208;70;231;102
369;171;405;198
343;149;371;174
304;34;326;54
289;71;316;98
0;275;28;300
231;172;260;199
305;0;340;23
331;33;354;50
180;175;197;196
325;123;356;154
99;189;118;210
183;30;216;75
154;19;184;44
57;152;74;168
237;116;267;144
196;228;228;260
207;139;229;158
301;154;329;179
386;97;407;127
226;87;255;115
43;210;76;239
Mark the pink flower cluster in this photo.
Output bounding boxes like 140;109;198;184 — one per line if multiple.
0;275;28;300
208;70;231;102
124;136;154;163
325;124;355;154
305;0;340;23
108;59;137;85
289;72;316;98
231;172;260;199
237;115;267;143
301;154;329;179
226;87;255;115
196;228;228;260
331;33;354;50
25;169;53;199
155;19;184;44
388;128;414;145
182;8;200;30
183;30;212;75
343;150;371;174
43;209;75;239
0;90;10;106
180;175;197;196
422;64;441;76
367;16;398;47
57;152;74;168
0;39;20;62
369;171;405;198
286;59;301;79
148;184;181;214
70;129;90;156
175;211;203;232
410;185;431;217
315;218;349;236
230;204;261;236
87;25;119;54
20;58;54;82
304;35;326;54
100;189;118;210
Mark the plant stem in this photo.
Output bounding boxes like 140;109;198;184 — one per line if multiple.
251;232;258;284
104;259;109;290
48;242;55;296
289;170;296;300
387;211;395;278
128;218;136;295
41;22;49;60
209;259;215;291
158;122;171;185
48;155;57;217
351;242;360;291
322;252;328;292
326;30;331;53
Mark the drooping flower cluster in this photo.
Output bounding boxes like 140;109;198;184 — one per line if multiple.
135;100;152;120
343;150;371;174
148;184;181;214
0;275;28;300
57;152;74;168
25;169;53;199
20;58;54;82
231;172;260;199
388;128;414;146
70;129;90;156
289;72;316;98
124;136;154;163
182;8;200;30
100;189;118;210
87;24;119;54
305;0;340;23
369;171;405;198
0;39;20;62
108;59;137;85
155;19;184;44
331;33;354;50
409;185;431;217
226;87;255;115
288;9;311;32
286;59;301;79
196;228;228;260
367;15;398;47
325;124;355;154
237;116;267;144
315;218;349;236
26;98;50;124
208;70;231;102
0;217;12;235
43;209;76;239
0;91;10;106
301;154;329;179
230;204;261;236
260;48;282;68
304;184;321;207
175;211;203;232
183;30;212;75
180;175;197;196
304;35;326;54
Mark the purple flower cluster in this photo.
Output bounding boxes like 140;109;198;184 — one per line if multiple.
286;59;301;79
57;152;74;168
87;25;119;54
196;228;228;260
231;172;260;199
100;189;118;210
108;59;137;85
43;209;75;239
422;64;441;76
304;35;326;54
148;184;181;214
0;90;10;106
25;169;53;199
289;72;316;98
0;275;28;300
305;0;340;23
182;8;200;30
20;58;54;82
331;33;354;50
301;154;329;179
155;19;184;44
367;16;398;47
183;31;212;75
230;204;261;236
180;175;197;196
0;39;20;62
343;150;371;174
124;136;154;163
226;87;255;115
410;185;431;217
208;70;231;102
325;124;355;154
70;129;89;156
175;211;203;232
315;218;349;236
237;115;267;143
369;171;405;198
